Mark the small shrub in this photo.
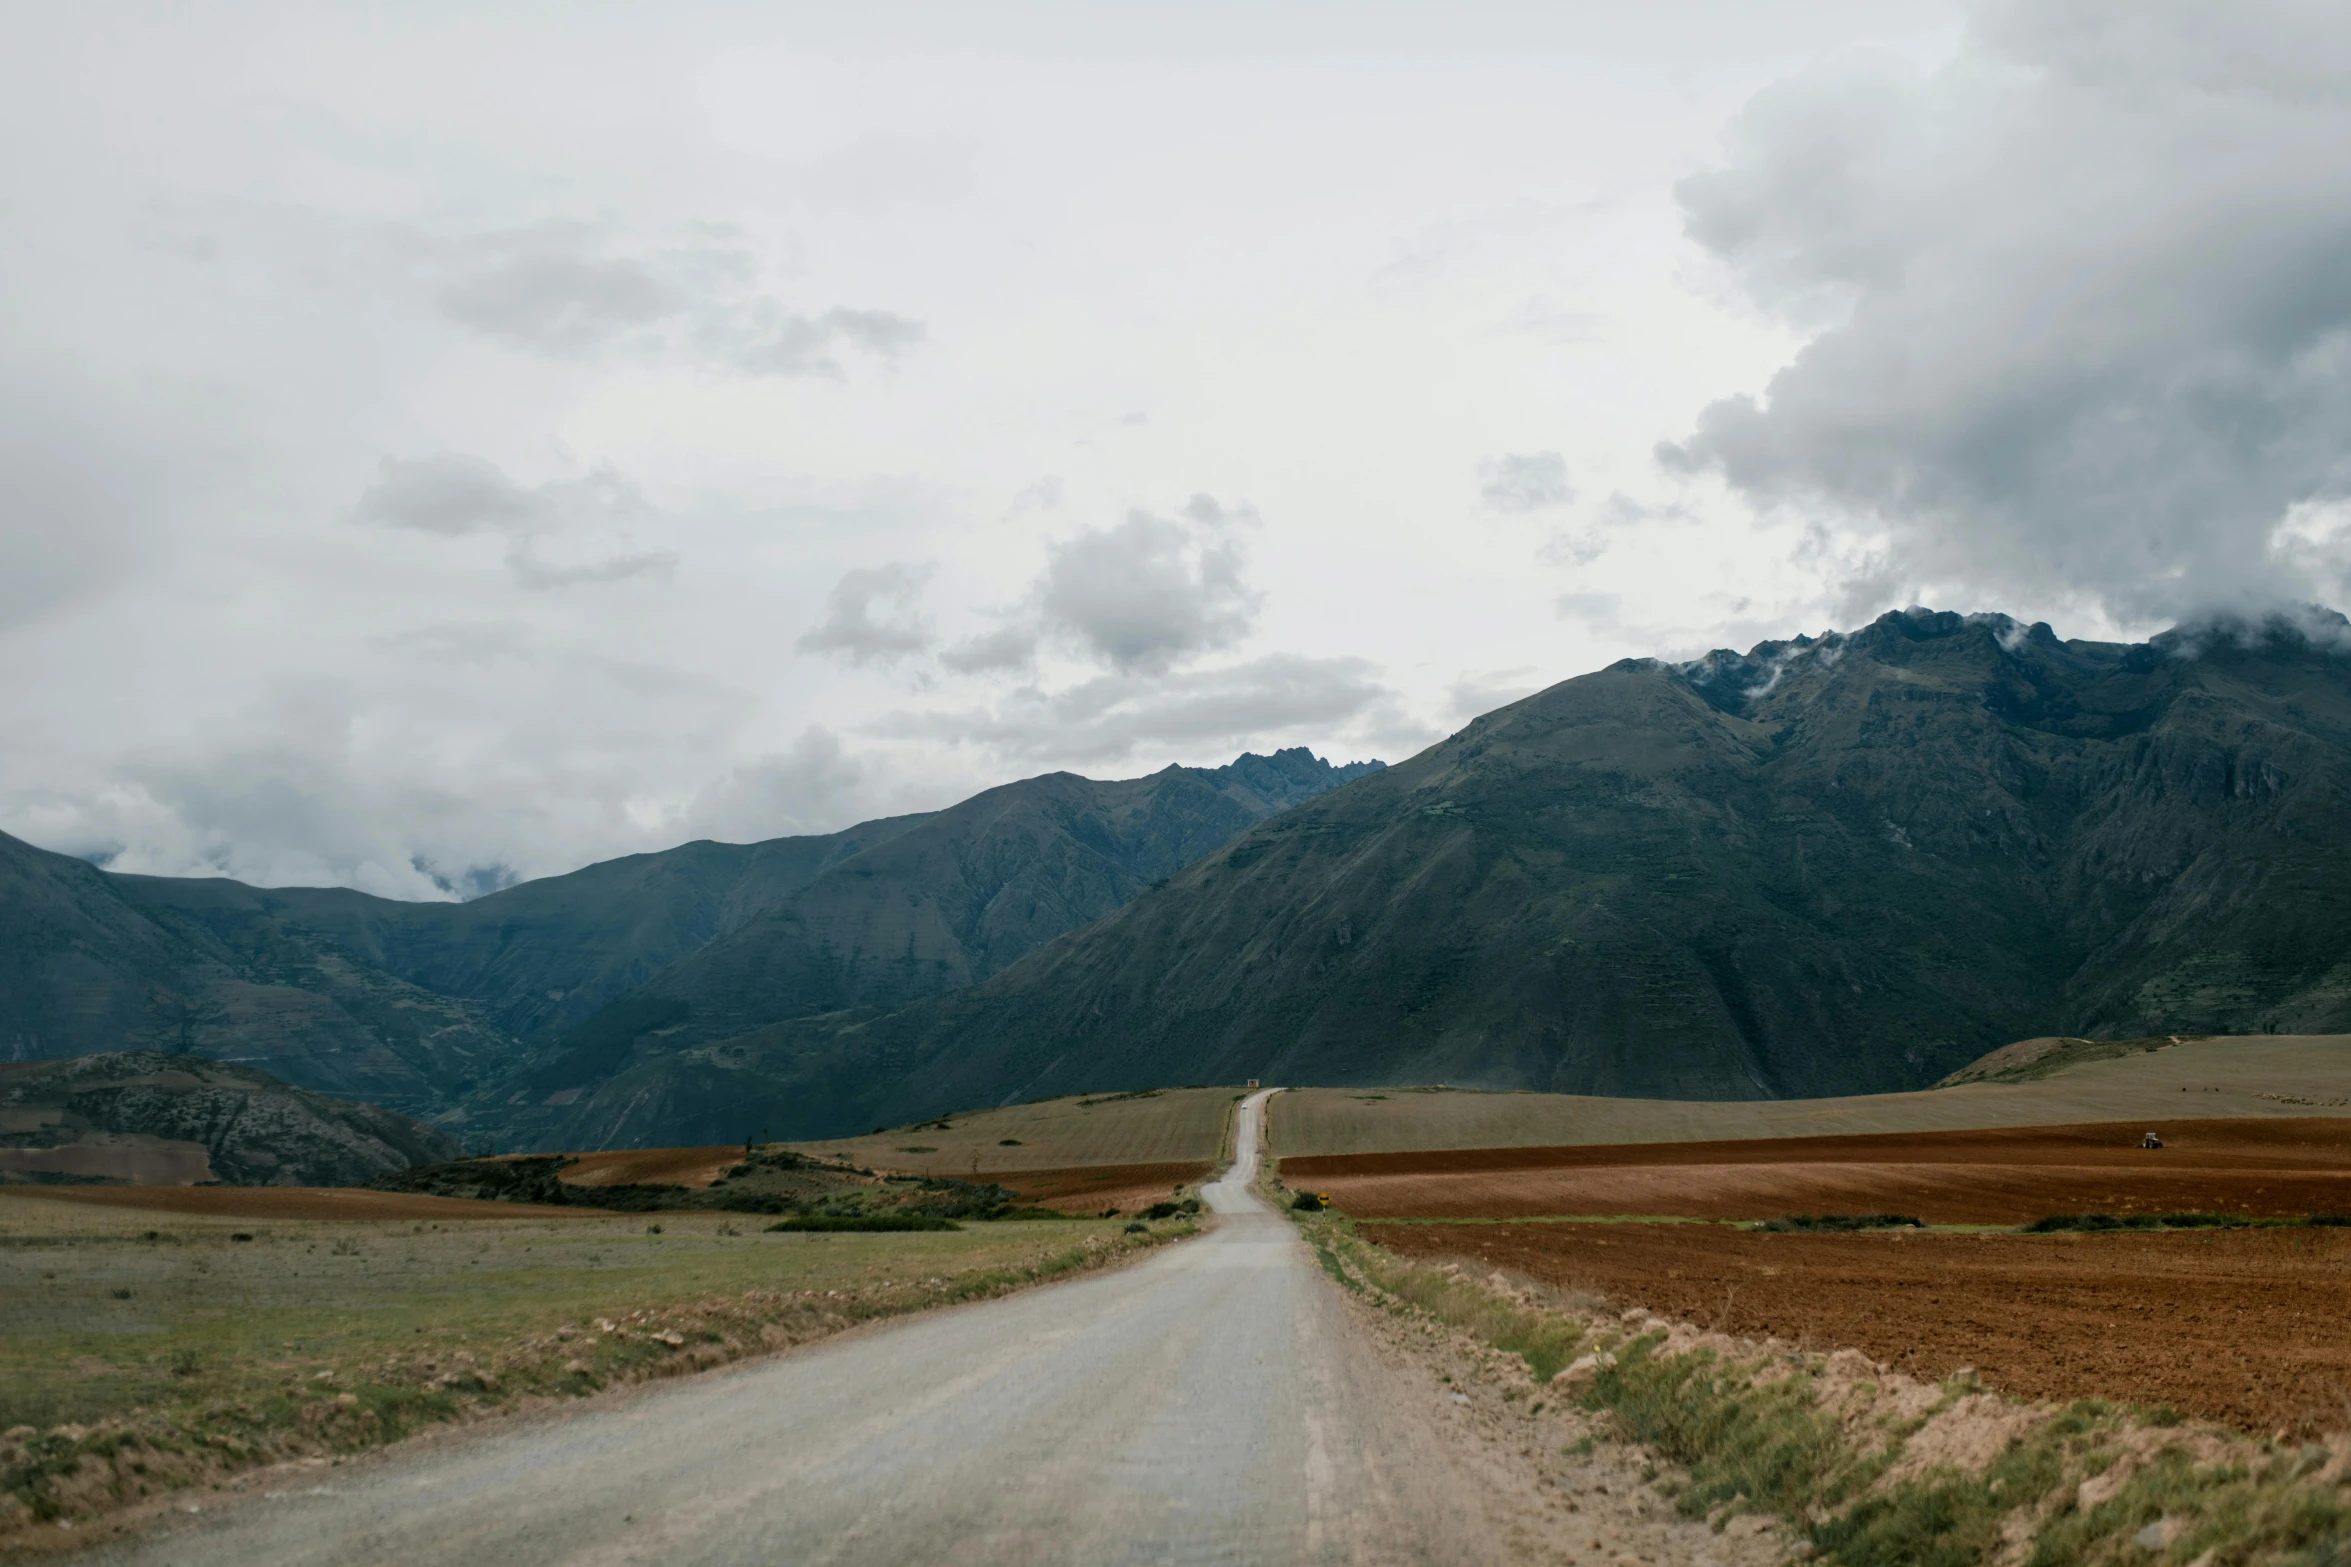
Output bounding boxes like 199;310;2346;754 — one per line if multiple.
110;1287;133;1300
645;1223;662;1234
1125;1222;1148;1234
2022;1212;2250;1233
1758;1214;1922;1233
1292;1191;1327;1212
998;1139;1023;1146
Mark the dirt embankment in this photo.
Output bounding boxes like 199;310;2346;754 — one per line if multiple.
1365;1219;2351;1436
1290;1118;2351;1225
993;1162;1214;1214
552;1147;742;1189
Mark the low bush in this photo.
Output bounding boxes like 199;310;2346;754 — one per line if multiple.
2023;1212;2249;1233
1757;1214;1923;1233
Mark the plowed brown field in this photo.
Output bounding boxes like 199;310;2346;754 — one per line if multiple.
1288;1118;2351;1224
553;1145;741;1188
995;1161;1215;1214
1364;1220;2351;1435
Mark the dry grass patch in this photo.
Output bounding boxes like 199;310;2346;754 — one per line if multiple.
0;1192;1193;1541
793;1086;1241;1176
1269;1036;2351;1158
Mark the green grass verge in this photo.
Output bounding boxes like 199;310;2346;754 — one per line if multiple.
0;1205;1191;1536
764;1215;961;1232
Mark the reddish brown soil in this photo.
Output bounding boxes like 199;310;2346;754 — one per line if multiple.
1290;1119;2351;1225
994;1161;1216;1214
1365;1220;2351;1436
552;1146;742;1189
0;1185;577;1221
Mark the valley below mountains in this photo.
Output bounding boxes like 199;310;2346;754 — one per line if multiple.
9;608;2351;1154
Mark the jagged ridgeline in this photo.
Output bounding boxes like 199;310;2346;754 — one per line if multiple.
9;610;2351;1154
554;608;2351;1146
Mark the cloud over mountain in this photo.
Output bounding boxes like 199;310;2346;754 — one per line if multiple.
1662;0;2351;623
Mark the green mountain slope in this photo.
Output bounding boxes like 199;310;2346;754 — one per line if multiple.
554;609;2351;1146
109;812;932;1046
472;749;1382;1142
1;750;1374;1121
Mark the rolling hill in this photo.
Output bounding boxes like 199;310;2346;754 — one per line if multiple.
0;1051;462;1186
546;607;2351;1145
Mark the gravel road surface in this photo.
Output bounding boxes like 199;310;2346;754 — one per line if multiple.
91;1091;1503;1566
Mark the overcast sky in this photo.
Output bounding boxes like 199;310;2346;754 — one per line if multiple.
6;1;2350;898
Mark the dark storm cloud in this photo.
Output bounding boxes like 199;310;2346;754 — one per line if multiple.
1659;1;2351;621
797;564;934;665
1478;451;1574;513
1036;495;1260;673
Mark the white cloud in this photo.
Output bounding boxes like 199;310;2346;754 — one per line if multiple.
0;2;2028;893
939;625;1038;674
1037;496;1261;673
879;653;1397;764
1479;451;1575;512
353;454;540;535
686;725;867;843
353;456;679;590
1662;2;2351;624
430;224;924;378
797;564;934;666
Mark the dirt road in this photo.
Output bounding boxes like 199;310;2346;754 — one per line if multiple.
84;1092;1506;1566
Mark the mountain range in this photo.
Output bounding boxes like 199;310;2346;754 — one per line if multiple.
7;607;2351;1154
0;748;1380;1133
526;608;2351;1146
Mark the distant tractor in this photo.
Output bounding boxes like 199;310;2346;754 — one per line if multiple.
2142;1130;2164;1149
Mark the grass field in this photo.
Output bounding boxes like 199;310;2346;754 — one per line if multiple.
0;1186;1184;1533
1269;1034;2351;1156
790;1085;1242;1177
